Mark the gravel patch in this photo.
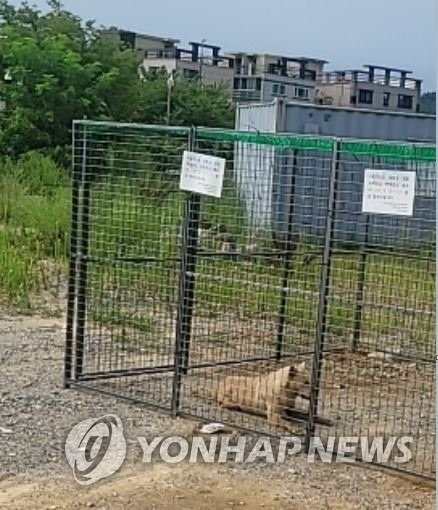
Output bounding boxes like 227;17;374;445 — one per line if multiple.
0;315;434;509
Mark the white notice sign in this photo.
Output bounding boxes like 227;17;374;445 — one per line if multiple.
180;151;225;198
362;169;416;216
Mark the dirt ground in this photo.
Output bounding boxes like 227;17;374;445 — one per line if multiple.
0;462;434;510
3;464;288;510
0;315;435;510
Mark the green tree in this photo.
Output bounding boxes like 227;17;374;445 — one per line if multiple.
0;1;235;158
135;70;234;128
0;0;141;156
419;92;436;114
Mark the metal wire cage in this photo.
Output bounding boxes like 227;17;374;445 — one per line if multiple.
65;120;435;478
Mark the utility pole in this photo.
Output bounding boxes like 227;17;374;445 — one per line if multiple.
199;38;206;88
166;71;174;125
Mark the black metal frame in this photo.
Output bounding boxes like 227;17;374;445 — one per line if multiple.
64;122;435;480
305;139;340;450
276;149;298;360
172;128;201;414
351;213;370;350
65;124;92;385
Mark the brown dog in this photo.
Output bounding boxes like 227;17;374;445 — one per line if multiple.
216;363;307;433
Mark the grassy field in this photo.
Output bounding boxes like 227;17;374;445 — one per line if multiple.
83;171;433;357
0;152;434;358
0;153;70;307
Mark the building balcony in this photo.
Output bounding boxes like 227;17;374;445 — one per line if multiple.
234;66;317;81
144;45;234;68
232;89;262;103
144;49;178;59
321;70;420;91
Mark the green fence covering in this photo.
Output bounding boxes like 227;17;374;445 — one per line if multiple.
74;120;436;163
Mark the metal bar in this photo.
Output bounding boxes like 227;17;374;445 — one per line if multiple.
171;127;201;416
356;249;431;263
77;348;345;382
349;349;433;365
184;349;344;371
64;124;80;388
276;149;298;360
181;195;201;374
73;126;92;379
197;250;292;258
73;118;191;134
352;155;375;351
77;364;175;381
68;381;175;414
305;139;341;451
81;255;181;265
185;242;428;264
352;213;370;350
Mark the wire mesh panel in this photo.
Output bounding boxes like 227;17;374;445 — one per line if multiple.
312;140;435;477
65;121;435;478
65;121;190;410
175;131;334;436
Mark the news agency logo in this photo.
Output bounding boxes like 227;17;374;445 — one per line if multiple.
64;415;126;486
64;414;414;485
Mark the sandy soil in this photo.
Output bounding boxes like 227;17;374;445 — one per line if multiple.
0;462;434;510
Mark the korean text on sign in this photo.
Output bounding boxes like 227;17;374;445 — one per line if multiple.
180;151;226;198
362;169;416;216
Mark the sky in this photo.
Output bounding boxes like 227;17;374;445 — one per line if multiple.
9;0;437;90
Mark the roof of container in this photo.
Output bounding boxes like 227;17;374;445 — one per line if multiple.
284;101;435;120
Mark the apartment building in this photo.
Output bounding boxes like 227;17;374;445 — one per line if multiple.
102;28;180;63
142;41;235;90
103;29;425;113
228;52;327;104
316;65;422;113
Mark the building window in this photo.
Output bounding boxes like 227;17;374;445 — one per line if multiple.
247;78;256;90
268;63;277;74
272;83;285;95
358;89;373;104
235;78;257;90
294;87;309;99
398;94;413;109
383;92;390;107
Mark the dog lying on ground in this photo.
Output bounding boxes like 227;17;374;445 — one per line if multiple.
215;363;309;433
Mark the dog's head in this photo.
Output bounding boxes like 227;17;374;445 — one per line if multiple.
285;362;307;388
286;362;306;377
